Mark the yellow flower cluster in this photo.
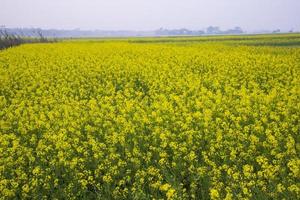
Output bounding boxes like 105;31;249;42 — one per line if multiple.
0;35;299;199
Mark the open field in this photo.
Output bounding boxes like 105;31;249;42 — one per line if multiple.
0;34;299;199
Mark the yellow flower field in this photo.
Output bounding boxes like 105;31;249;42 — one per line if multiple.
0;35;299;199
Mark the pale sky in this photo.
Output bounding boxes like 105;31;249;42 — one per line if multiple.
1;0;300;31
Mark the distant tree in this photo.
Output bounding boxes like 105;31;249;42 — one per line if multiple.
223;27;244;34
234;27;243;32
206;26;221;34
195;30;205;35
273;29;281;33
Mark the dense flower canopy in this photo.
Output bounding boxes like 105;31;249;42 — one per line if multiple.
0;35;299;199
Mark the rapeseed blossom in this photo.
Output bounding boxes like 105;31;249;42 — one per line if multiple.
0;35;299;199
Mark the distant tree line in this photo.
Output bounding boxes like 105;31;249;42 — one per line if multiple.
0;26;245;39
155;26;244;36
1;26;293;44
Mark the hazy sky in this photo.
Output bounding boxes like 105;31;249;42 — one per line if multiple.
1;0;300;31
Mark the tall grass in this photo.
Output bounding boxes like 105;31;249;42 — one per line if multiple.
0;30;57;50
